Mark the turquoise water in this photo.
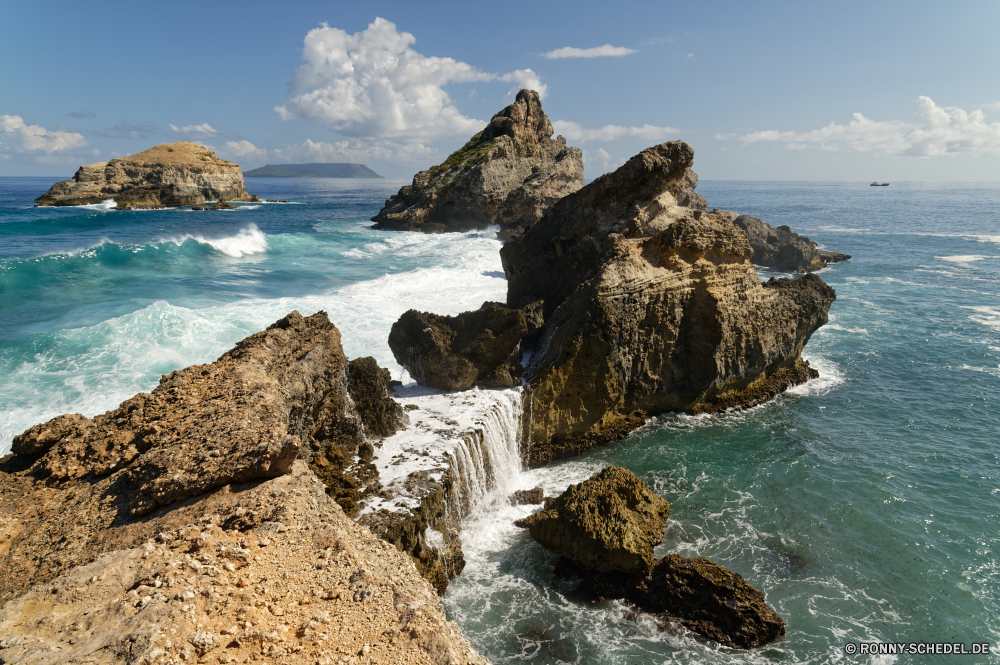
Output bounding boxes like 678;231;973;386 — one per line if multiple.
1;177;998;663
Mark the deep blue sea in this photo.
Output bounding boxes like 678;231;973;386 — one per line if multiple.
1;176;998;664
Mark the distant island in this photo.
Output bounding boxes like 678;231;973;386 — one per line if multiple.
242;163;383;178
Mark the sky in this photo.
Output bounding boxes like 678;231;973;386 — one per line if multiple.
3;0;1000;180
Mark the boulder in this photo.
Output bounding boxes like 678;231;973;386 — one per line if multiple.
637;555;787;649
35;142;255;209
731;214;850;271
510;487;545;506
371;90;584;238
499;142;836;463
517;467;669;576
388;304;527;390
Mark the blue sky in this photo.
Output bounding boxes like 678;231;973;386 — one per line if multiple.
3;0;1000;180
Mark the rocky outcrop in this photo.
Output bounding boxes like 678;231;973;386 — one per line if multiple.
524;467;784;649
0;311;489;664
35;142;255;209
388;304;527;390
516;467;669;576
371;90;584;238
497;142;835;462
731;214;851;272
389;141;834;461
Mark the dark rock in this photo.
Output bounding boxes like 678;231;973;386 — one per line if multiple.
371;90;584;237
347;356;408;438
732;215;849;271
207;199;237;210
510;487;545;506
388;304;527;390
518;467;669;576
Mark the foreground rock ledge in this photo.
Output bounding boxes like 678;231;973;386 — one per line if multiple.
35;142;255;209
520;467;785;649
0;311;489;664
371;89;584;238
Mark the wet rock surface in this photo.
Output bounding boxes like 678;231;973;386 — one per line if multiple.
371;90;583;237
35;142;255;209
527;468;784;649
517;467;669;576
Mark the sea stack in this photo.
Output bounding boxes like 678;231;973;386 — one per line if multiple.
35;142;255;209
371;90;584;239
391;140;836;461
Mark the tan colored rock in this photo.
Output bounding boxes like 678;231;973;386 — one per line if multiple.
371;90;583;237
500;142;835;463
35;142;255;209
0;311;489;664
517;467;669;576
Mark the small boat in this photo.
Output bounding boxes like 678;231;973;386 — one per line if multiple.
870;181;889;187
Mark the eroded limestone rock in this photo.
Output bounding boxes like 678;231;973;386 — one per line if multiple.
371;90;583;237
35;142;254;209
517;467;669;576
500;141;836;462
388;304;527;390
730;214;852;272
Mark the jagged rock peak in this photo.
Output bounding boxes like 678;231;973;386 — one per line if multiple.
35;141;255;209
371;89;584;237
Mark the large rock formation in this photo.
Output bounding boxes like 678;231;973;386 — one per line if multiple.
521;467;784;649
516;467;670;576
497;142;835;463
390;141;835;462
35;142;255;209
731;214;850;272
371;90;584;238
0;311;489;664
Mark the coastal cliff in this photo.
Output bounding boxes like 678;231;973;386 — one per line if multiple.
35;142;255;209
730;213;851;271
0;311;489;665
371;90;584;238
392;141;836;463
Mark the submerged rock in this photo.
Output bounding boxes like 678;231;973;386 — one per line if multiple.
388;304;527;390
732;214;850;272
371;90;583;238
35;142;255;209
517;467;669;576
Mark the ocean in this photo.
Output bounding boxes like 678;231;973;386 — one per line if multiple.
1;176;997;664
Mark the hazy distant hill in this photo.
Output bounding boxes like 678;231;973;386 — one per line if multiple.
242;163;383;178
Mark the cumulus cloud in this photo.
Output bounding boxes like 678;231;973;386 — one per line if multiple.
218;138;437;169
552;120;679;143
583;147;624;175
96;121;159;139
719;97;1000;157
542;44;637;59
275;18;547;143
0;115;88;153
169;122;228;139
499;69;547;102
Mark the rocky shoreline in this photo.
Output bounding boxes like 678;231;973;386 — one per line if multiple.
4;90;851;660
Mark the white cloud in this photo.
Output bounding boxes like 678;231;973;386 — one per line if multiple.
0;115;88;153
719;97;1000;157
223;140;268;161
169;122;226;139
583;147;623;175
552;119;679;143
275;18;548;143
542;44;637;59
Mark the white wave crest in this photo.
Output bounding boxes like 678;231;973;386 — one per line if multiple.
159;224;269;257
961;306;1000;331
